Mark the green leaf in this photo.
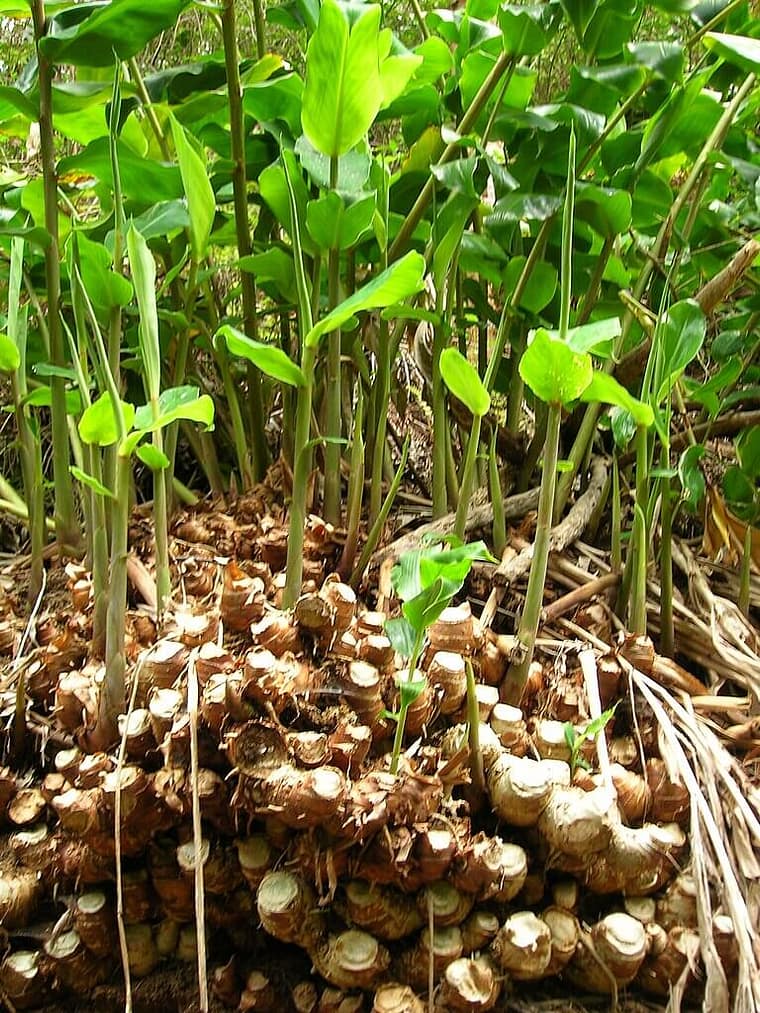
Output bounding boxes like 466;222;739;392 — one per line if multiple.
380;52;423;109
502;258;557;314
79;392;135;447
736;426;760;481
215;326;306;388
305;251;425;348
656;300;706;403
559;0;599;41
294;135;372;194
579;372;653;427
403;577;462;633
301;0;382;158
678;444;706;514
519;329;594;407
391;549;422;602
440;347;490;417
129;199;190;242
133;386;214;433
75;232;133;316
70;465;114;499
384;616;416;658
0;332;20;372
41;0;193;66
418;541;495;592
704;33;760;74
238;248;296;302
723;465;755;511
497;4;557;56
306;190;376;251
170;117;215;262
397;675;428;710
563;317;622;357
126;226;161;400
136;444;170;470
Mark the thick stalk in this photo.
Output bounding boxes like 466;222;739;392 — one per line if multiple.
151;423;171;619
252;0;266;59
554;72;757;518
454;414;483;539
408;0;429;40
465;659;485;801
431;289;448;519
323;156;342;525
388;51;515;261
659;459;674;656
31;0;80;554
502;402;561;705
221;0;266;482
488;428;506;557
611;457;622;572
628;425;650;636
101;453;131;738
369;318;390;525
283;346;317;609
338;389;365;580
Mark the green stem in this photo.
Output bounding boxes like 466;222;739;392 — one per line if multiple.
389;628;425;776
323;156;342;526
454;414;483;540
408;0;429;40
369;318;390;526
502;402;561;705
151;417;171;620
283;346;316;610
488;428;506;557
101;453;131;740
388;51;515;261
31;0;80;555
431;292;448;520
252;0;267;59
128;57;170;160
221;0;266;483
351;436;410;588
611;456;622;572
338;388;365;580
659;456;674;656
630;504;648;636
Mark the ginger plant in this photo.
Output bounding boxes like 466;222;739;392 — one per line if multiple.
385;538;495;775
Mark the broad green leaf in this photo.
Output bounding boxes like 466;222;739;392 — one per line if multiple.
380;53;423;109
737;426;760;481
678;444;706;514
563;317;622;357
301;0;382;157
610;406;637;449
418;541;495;591
723;465;755;514
403;576;462;633
259;158;317;256
497;5;557;56
519;328;594;406
626;41;684;83
215;326;306;388
485;193;562;230
126;226;161;399
23;387;82;414
79;392;135;446
133;388;215;433
384;616;417;658
559;0;599;41
239;248;296;302
681;358;742;418
440;347;490;417
502;258;557;314
575;183;632;237
295;135;372;193
656;299;706;403
306;191;375;251
75;232;133;316
170;117;214;262
414;36;454;84
704;33;760;74
243;74;304;137
70;466;114;499
129;200;190;242
0;332;20;372
391;548;422;601
305;251;426;348
41;0;193;66
582;0;640;58
0;86;37;126
136;444;170;470
397;675;428;709
579;371;654;427
431;156;479;198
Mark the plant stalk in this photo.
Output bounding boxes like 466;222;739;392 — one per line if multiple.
31;0;81;555
323;156;343;525
502;402;561;705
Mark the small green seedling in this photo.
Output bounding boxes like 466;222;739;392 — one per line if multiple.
384;536;495;775
563;706;617;777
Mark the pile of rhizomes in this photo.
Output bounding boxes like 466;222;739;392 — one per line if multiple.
0;522;753;1012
